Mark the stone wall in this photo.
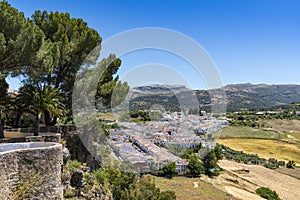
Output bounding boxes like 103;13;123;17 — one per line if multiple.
4;125;76;135
0;142;63;200
0;133;61;144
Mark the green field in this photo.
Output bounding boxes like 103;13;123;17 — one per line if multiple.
214;126;280;139
153;176;236;200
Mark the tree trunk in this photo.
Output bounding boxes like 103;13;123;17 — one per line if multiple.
44;110;51;126
14;110;21;127
0;111;4;139
33;111;42;136
52;116;57;125
44;111;58;126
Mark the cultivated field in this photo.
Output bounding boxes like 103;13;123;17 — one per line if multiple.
153;176;237;200
275;167;300;179
218;160;300;200
218;138;300;163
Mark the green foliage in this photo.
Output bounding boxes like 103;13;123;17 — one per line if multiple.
90;167;174;200
73;53;129;117
27;10;102;124
203;150;219;177
0;1;44;74
31;10;101;87
136;175;161;200
255;187;281;200
163;162;176;178
17;84;65;135
167;144;186;158
160;190;176;200
67;159;82;172
63;186;77;198
129;84;300;113
130;95;181;113
0;77;9;138
181;148;194;159
100;121;119;132
12;171;44;200
186;154;204;177
129;110;151;121
221;144;266;164
202;145;224;177
220;144;287;169
286;160;296;169
228;109;300;128
213;144;223;160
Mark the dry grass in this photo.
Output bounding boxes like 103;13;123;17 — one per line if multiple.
4;132;27;138
262;119;300;133
218;138;300;163
275;167;300;179
153;176;236;200
219;160;300;200
98;112;117;121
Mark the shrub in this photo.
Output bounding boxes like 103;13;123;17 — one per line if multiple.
13;171;44;200
160;190;176;200
64;186;77;198
286;160;296;169
255;187;281;200
67;159;82;172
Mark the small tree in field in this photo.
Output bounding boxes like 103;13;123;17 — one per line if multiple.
286;160;296;169
163;162;176;178
186;154;204;177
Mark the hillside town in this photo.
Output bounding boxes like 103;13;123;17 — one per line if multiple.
109;112;229;174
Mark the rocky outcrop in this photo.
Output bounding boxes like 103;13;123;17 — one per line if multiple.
62;162;112;200
65;131;102;170
70;170;84;188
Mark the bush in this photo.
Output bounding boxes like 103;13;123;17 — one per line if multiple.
255;187;281;200
286;160;296;169
160;190;176;200
64;186;77;198
163;162;176;178
67;159;82;172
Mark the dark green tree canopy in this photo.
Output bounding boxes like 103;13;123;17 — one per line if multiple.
17;84;65;135
186;154;204;177
31;10;102;90
0;1;44;73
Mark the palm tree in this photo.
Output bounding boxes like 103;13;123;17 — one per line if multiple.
17;84;65;136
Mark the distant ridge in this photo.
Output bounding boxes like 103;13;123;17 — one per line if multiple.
129;83;300;112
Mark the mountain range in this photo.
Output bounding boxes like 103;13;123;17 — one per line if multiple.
127;83;300;112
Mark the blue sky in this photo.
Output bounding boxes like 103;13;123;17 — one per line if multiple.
6;0;300;89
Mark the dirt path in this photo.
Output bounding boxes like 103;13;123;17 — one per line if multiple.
224;186;264;200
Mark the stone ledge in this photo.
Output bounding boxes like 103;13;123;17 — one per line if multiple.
0;142;63;200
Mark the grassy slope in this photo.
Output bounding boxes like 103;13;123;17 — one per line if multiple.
215;126;280;139
153;176;236;200
262;119;300;133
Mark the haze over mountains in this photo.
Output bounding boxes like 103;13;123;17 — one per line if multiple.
128;83;300;112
